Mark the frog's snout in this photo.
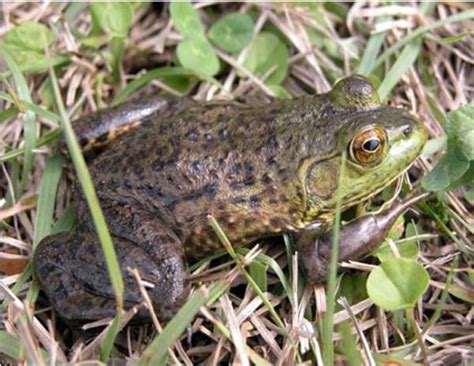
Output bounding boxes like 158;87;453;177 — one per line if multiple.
400;114;428;153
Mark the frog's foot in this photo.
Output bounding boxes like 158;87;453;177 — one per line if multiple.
33;231;189;322
298;193;428;284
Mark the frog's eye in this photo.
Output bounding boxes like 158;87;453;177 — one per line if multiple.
350;127;386;166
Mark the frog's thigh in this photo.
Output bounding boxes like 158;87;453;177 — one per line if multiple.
74;95;172;151
34;230;189;321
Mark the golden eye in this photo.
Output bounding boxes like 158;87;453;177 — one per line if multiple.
350;127;386;166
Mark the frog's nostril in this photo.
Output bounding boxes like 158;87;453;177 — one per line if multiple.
403;126;413;136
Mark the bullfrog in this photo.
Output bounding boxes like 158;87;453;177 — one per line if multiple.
33;76;427;321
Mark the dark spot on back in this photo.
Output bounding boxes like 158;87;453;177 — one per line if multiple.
153;160;163;172
249;195;260;208
219;128;229;139
270;217;285;228
204;184;217;198
267;156;277;166
186;129;200;141
267;136;278;149
97;134;109;143
192;160;204;173
87;243;97;256
261;174;272;185
231;197;247;204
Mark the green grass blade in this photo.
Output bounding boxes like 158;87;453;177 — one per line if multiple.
0;330;21;360
32;155;63;248
1;51;37;196
100;313;123;362
48;58;124;310
357;12;391;75
0;93;62;123
50;204;76;234
209;218;289;333
322;151;347;366
0;128;61;163
138;281;228;366
0;105;18;124
422;258;457;335
0;263;31;311
112;66;195;105
209;217;302;363
249;260;268;292
369;8;474;74
377;2;435;101
237;247;295;306
377;38;423;102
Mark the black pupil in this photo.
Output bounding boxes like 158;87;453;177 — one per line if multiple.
363;138;380;152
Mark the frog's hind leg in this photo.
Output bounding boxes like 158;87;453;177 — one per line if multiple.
33;229;189;322
70;95;174;153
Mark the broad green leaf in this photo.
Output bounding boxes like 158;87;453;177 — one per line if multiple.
243;32;288;85
375;241;419;262
176;37;220;76
1;21;53;68
3;21;53;52
422;135;447;156
169;1;205;38
208;13;254;53
466;184;474;201
374;219;420;262
267;84;291;99
422;102;474;191
422;144;469;191
387;215;405;241
367;257;429;310
447;162;474;191
444;102;474;160
90;2;133;37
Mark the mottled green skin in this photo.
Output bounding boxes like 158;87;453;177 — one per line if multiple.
33;76;427;321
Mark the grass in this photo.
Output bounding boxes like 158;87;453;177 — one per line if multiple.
0;2;473;365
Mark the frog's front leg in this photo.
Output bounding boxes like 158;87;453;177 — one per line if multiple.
33;216;189;322
298;193;428;284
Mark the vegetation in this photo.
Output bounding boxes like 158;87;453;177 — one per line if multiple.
0;2;473;365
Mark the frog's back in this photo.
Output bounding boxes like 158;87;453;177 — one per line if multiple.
82;96;333;254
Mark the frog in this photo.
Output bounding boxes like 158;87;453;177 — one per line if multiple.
33;75;428;322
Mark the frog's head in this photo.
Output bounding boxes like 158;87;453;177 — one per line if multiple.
302;76;428;220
